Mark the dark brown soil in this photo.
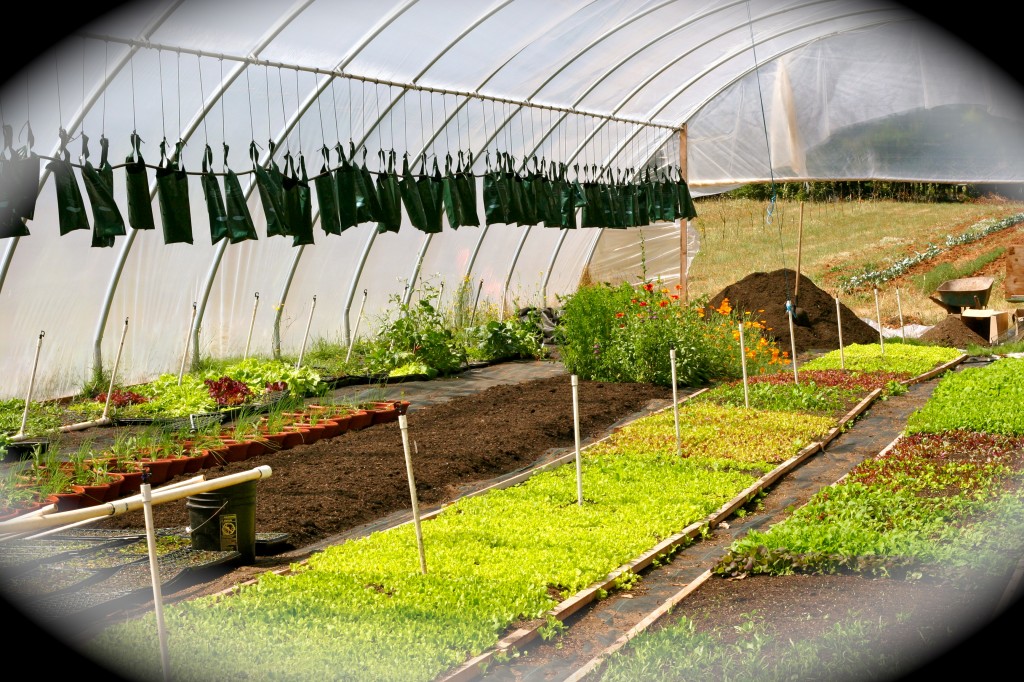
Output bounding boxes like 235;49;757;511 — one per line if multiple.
708;268;881;353
919;314;991;347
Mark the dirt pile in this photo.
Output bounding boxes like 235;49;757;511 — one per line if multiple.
707;269;879;353
919;315;989;348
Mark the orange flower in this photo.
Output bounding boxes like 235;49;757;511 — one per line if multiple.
615;312;625;318
675;284;682;290
658;300;668;308
670;294;679;300
643;283;655;292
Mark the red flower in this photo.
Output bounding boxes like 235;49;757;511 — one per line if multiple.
615;312;625;318
658;300;668;307
643;283;655;292
638;301;648;307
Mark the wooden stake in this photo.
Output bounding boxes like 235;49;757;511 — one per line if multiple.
738;322;749;408
398;415;427;574
572;375;583;506
874;286;885;356
835;296;845;370
670;349;681;457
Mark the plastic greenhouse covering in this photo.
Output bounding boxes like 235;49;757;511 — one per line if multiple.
1;0;1023;401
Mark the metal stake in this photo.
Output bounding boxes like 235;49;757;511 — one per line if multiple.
835;296;845;370
178;302;197;386
786;300;799;385
398;415;427;574
669;349;681;457
739;322;749;408
572;375;583;506
296;295;317;369
102;318;130;421
16;331;44;438
345;289;368;365
244;292;259;360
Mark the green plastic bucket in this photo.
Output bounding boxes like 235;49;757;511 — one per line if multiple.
186;480;257;563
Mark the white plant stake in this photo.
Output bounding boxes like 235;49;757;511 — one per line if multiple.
835;296;845;370
296;295;317;369
669;349;681;457
345;289;368;365
786;300;799;384
873;286;885;356
140;476;172;682
738;322;750;408
398;415;427;574
243;292;259;360
896;287;906;340
17;330;44;438
102;318;130;421
572;375;583;506
178;302;197;386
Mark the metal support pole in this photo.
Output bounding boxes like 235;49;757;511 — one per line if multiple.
244;293;259;360
398;415;427;574
16;331;44;438
101;318;130;421
296;295;317;369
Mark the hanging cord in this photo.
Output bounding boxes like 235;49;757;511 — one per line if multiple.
197;54;208;148
101;41;109;138
278;67;289;155
220;58;228;171
158;49;166;142
294;67;302;158
746;0;788;293
129;51;137;135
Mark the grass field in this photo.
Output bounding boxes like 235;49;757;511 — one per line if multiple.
686;197;1024;326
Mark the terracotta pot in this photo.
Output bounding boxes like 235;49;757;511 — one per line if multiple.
325;413;353;437
51;489;86;512
73;477;118;507
278;427;308;449
181;450;209;474
114;469;145;496
165;455;190;480
292;421;329;442
347;409;373;431
369;402;400;424
139;458;174;486
217;438;251;463
257;431;292;452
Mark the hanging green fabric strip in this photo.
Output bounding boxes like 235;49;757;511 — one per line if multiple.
80;134;125;247
416;156;444;234
399;153;428;232
200;144;229;245
675;168;698;220
333;143;359;230
124;132;155;230
483;153;502;226
222;143;258;243
46;128;89;235
315;145;342;236
155;138;193;245
0;123;39;237
456;151;479;227
287;153;315;246
354;145;382;225
251;140;288;238
442;153;463;230
375;150;402;234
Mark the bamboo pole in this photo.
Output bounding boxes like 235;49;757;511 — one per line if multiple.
178;302;197;385
739;322;749;408
296;295;317;369
786;301;799;384
670;349;681;457
836;296;846;370
874;286;885;356
896;287;906;340
794;202;804;303
345;289;368;365
243;292;259;360
398;415;427;574
101;318;130;421
16;331;44;438
572;375;583;506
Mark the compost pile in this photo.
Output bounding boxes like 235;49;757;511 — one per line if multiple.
707;269;879;354
919;315;990;347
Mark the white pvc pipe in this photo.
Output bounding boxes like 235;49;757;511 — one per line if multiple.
572;375;583;506
0;466;273;535
738;322;749;409
178;303;197;386
874;286;885;356
836;296;845;370
244;292;260;360
296;295;317;369
669;349;680;457
345;289;368;365
16;331;44;438
896;287;906;341
398;415;427;574
786;300;799;385
140;480;172;682
102;317;130;421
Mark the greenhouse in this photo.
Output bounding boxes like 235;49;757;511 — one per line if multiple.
2;1;1024;681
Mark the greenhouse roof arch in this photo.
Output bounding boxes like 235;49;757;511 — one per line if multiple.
1;0;1022;401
